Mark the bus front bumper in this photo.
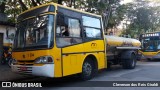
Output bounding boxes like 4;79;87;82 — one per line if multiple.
11;64;54;77
144;54;160;60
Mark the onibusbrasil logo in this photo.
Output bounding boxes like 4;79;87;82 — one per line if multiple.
1;82;42;87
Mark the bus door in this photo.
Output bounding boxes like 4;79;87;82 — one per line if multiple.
56;15;83;76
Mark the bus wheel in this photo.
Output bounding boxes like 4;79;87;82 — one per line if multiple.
81;58;96;80
122;53;136;69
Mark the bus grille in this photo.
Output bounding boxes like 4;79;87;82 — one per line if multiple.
17;60;35;65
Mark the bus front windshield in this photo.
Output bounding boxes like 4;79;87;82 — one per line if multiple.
14;15;54;50
142;37;160;51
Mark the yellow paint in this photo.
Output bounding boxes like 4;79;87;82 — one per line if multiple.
12;48;62;77
34;64;45;66
3;43;12;47
61;40;105;76
140;51;160;57
19;2;101;18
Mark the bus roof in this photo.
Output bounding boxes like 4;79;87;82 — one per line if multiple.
19;2;101;18
141;32;160;34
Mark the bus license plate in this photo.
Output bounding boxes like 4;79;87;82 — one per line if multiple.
20;67;27;71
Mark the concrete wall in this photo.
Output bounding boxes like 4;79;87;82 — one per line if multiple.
0;25;15;46
0;13;7;22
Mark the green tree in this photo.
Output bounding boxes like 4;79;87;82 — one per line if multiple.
15;0;124;31
122;0;160;38
1;0;126;30
74;0;126;32
0;0;6;13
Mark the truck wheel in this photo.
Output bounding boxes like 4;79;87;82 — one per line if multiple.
81;58;96;80
122;54;136;69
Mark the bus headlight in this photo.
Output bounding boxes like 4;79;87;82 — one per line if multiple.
34;56;54;64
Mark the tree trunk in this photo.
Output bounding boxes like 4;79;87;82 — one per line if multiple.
31;0;38;7
73;0;75;8
36;0;42;5
58;0;62;4
70;0;73;7
18;0;28;11
0;2;5;13
70;0;75;8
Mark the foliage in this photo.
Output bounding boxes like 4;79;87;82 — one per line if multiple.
121;0;160;38
0;0;127;32
107;3;128;29
74;0;127;31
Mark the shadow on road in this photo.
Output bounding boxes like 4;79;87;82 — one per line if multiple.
147;59;160;62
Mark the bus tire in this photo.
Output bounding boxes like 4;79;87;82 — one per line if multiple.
122;53;136;69
81;58;97;80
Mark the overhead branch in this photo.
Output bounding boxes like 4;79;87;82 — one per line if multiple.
31;0;38;6
36;0;42;5
0;2;5;13
18;0;28;11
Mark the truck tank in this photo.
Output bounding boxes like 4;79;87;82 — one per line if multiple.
105;35;141;54
105;35;141;48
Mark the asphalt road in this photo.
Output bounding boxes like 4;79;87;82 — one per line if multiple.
1;60;160;90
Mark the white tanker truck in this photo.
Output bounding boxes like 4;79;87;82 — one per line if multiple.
105;35;141;69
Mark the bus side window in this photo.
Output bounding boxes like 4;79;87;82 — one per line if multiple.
68;18;82;44
82;16;102;41
56;15;71;47
56;17;82;47
56;26;69;37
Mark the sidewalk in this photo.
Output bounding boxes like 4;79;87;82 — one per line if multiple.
0;64;33;81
